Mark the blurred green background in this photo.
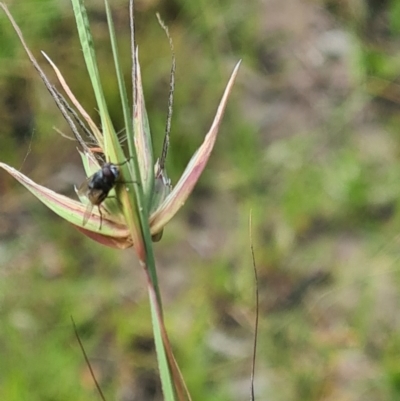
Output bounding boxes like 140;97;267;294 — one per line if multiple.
2;0;400;400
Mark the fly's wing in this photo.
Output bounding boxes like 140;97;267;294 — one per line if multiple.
77;175;97;226
82;187;105;226
82;202;94;226
77;176;92;198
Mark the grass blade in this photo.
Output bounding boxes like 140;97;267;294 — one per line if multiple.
133;49;155;205
150;61;241;233
70;0;120;162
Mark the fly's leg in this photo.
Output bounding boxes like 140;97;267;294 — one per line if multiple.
98;205;103;230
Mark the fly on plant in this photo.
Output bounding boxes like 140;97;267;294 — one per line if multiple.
78;159;134;228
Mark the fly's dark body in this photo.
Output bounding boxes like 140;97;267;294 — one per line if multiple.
78;162;120;228
86;163;119;206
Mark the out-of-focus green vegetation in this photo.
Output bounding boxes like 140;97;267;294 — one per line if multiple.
2;0;400;400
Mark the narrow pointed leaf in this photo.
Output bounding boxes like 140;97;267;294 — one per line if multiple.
128;11;154;206
0;163;131;245
103;0;144;254
41;51;104;149
70;0;119;161
104;0;134;164
70;0;108;123
134;49;154;204
150;61;241;234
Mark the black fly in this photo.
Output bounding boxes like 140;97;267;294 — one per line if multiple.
78;162;126;228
